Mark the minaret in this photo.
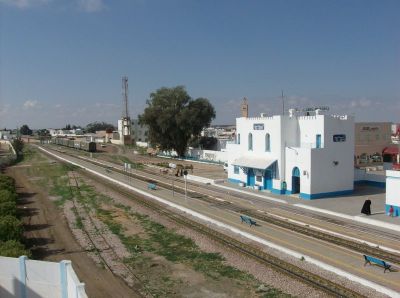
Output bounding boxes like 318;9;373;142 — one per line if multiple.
241;97;248;118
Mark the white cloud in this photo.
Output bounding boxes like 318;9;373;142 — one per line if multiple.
78;0;104;12
0;0;51;9
23;100;39;109
349;98;375;108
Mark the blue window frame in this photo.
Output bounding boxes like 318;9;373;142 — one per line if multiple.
237;133;240;144
248;133;253;151
234;166;239;174
265;133;270;152
316;134;321;148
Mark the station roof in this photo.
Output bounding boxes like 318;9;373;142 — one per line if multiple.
233;156;276;170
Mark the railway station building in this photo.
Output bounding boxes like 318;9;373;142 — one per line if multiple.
226;107;355;199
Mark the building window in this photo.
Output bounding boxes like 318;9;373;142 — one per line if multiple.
333;134;346;142
256;175;262;182
316;134;321;148
237;133;240;144
234;165;239;174
265;133;270;152
248;133;253;151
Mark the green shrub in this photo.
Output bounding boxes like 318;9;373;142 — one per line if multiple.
0;181;16;193
0;175;15;187
0;201;17;216
0;240;30;258
0;215;23;241
0;190;17;203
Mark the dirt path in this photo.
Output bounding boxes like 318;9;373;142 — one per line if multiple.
7;166;140;298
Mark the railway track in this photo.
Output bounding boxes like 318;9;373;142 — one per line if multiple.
66;169;152;298
38;145;369;296
53;147;400;266
75;166;365;298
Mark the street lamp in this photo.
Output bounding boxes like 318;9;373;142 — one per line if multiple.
183;170;188;201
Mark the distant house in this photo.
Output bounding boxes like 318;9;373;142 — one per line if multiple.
0;130;11;140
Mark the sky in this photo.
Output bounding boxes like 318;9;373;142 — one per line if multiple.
0;0;399;129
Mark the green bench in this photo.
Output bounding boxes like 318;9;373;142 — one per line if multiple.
240;215;257;227
363;255;391;273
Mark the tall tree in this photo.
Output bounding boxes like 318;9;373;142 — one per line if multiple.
86;122;115;133
139;86;215;157
19;125;32;136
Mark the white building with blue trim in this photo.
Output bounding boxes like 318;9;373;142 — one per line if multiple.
226;108;354;199
386;170;400;217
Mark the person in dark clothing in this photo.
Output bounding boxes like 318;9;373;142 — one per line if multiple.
361;199;371;215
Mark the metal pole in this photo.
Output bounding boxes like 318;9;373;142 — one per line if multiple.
172;179;175;197
184;175;187;201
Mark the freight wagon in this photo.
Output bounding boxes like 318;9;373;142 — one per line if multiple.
51;138;96;152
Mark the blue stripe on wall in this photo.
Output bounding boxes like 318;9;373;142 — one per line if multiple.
354;180;385;188
300;190;353;200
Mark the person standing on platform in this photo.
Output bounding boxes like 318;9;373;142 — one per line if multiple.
361;199;371;215
389;205;394;217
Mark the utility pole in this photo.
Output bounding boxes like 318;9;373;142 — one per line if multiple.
281;90;285;116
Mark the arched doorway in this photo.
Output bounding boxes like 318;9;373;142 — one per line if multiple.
247;169;255;186
292;167;300;194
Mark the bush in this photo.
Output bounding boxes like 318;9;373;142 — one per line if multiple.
0;189;17;203
0;175;15;187
0;201;17;217
0;215;23;241
0;175;16;193
0;240;30;258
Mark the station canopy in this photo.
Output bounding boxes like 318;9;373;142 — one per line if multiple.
233;156;276;170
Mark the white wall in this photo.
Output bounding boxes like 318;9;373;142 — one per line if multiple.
227;113;354;197
188;148;228;163
0;256;87;298
386;170;400;207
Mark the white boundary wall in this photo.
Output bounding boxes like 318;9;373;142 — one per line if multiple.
0;256;87;298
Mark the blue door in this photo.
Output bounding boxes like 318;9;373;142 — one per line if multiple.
264;170;272;190
292;167;300;194
247;169;255;186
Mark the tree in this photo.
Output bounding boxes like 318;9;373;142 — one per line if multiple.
0;189;17;203
0;201;17;217
19;125;32;136
0;215;23;242
139;86;216;157
12;137;24;157
37;129;50;137
0;240;30;257
0;175;15;189
86;122;116;133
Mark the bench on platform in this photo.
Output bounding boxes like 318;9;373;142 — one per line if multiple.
240;215;257;227
363;255;391;273
147;183;157;190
